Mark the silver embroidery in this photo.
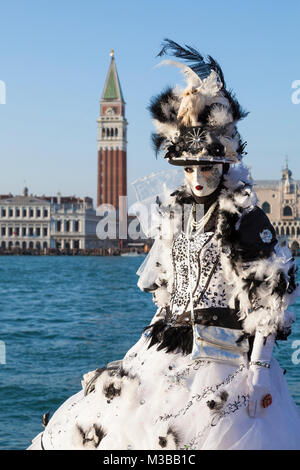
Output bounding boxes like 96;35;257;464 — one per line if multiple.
170;232;230;319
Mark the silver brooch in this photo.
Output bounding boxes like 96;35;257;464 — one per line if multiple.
259;229;273;243
185;128;205;150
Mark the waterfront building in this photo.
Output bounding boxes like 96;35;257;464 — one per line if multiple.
255;162;300;254
97;50;127;210
0;187;51;251
0;187;101;251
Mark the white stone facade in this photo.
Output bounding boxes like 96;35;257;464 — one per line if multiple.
0;187;101;251
255;164;300;254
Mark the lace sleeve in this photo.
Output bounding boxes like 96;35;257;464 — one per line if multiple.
136;237;174;308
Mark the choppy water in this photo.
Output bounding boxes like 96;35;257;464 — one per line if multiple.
0;256;299;450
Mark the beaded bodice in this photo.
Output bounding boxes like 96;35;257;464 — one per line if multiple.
169;230;230;320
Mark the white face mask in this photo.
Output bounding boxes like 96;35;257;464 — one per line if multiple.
184;164;223;197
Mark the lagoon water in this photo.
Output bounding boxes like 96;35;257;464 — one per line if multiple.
0;256;299;450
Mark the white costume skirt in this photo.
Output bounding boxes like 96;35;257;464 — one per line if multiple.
28;333;300;450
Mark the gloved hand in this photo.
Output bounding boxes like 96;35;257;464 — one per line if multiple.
247;331;275;418
247;364;272;417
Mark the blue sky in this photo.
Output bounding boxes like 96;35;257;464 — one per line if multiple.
0;0;299;205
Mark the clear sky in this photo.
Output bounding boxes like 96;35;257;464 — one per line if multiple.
0;0;299;206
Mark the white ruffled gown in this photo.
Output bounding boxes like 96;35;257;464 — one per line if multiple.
28;230;300;450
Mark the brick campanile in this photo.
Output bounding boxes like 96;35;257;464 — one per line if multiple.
97;50;127;210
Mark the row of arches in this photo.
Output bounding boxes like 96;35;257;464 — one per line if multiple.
0;241;48;250
102;127;119;138
262;202;293;217
274;224;300;236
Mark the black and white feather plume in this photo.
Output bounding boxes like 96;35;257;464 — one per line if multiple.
149;39;248;165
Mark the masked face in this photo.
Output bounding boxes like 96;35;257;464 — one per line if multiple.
184;163;223;197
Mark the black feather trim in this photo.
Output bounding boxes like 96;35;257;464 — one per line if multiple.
77;424;107;448
206;54;226;89
148;86;178;123
103;382;121;401
144;320;193;355
157;39;217;82
151;132;165;156
222;88;249;121
237;138;248;156
167;426;180;447
94;425;106;445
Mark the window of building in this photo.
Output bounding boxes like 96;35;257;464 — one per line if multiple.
65;221;70;232
8;227;13;236
74;220;79;232
57;220;61;232
29;209;34;217
29;241;34;249
1;241;6;249
262;202;271;214
16;208;20;217
1;227;6;236
29;227;34;236
36;227;41;236
9;209;13;217
283;206;292;216
74;240;80;249
23;209;27;217
43;242;48;249
36;209;41;217
15;227;20;236
43;209;48;218
43;227;48;237
22;227;26;236
115;128;118;137
1;209;6;217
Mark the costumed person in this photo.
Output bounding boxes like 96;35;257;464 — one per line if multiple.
28;39;300;450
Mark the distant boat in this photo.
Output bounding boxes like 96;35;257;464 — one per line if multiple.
120;251;145;257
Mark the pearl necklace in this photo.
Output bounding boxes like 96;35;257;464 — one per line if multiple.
186;201;217;239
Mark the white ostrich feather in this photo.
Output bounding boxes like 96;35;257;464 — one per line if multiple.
156;59;201;89
208;107;233;127
152;119;180;141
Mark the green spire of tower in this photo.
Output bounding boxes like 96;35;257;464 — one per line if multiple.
101;50;124;102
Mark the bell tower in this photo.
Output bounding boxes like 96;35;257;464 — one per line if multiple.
97;50;127;209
